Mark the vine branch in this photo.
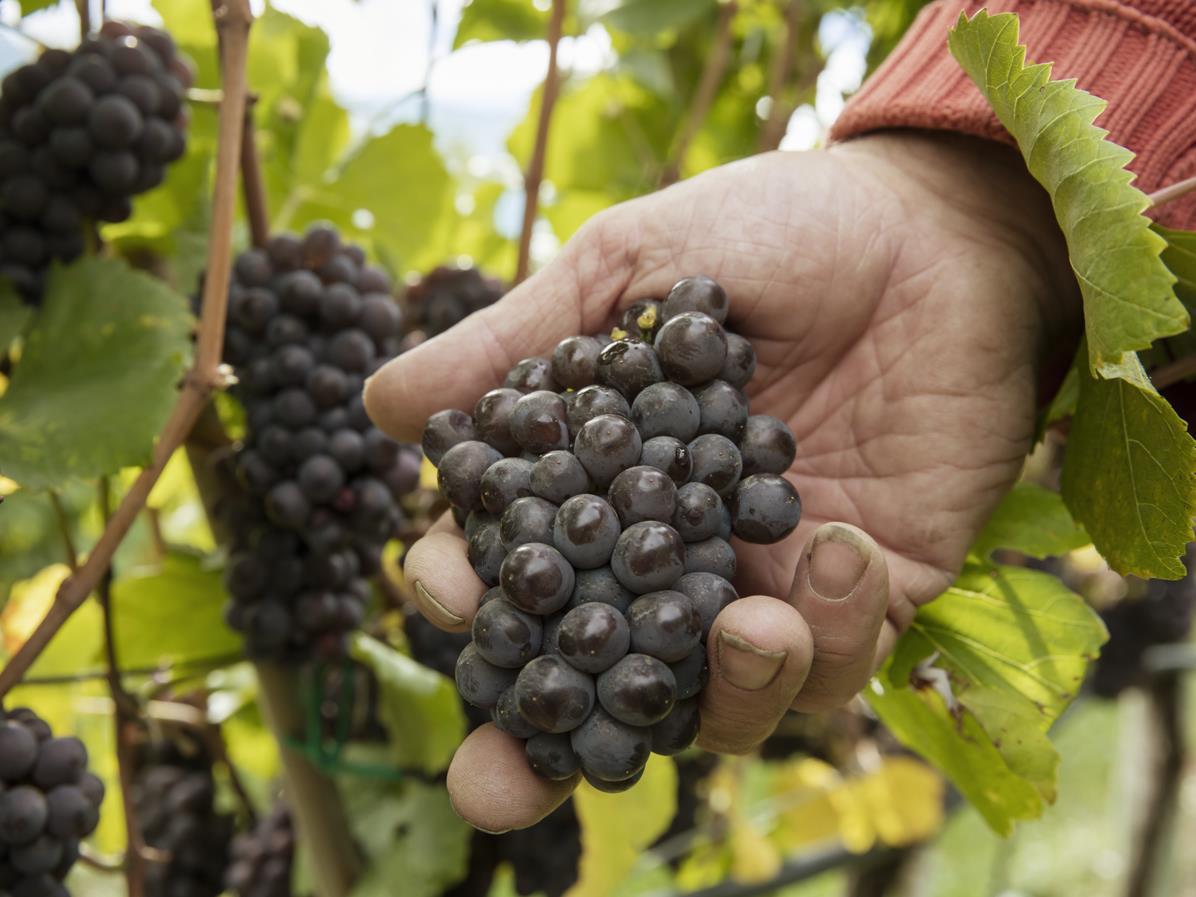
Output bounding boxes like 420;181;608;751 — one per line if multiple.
1147;174;1196;210
0;0;255;700
241;95;270;249
659;1;738;187
48;491;78;572
514;0;567;285
757;1;802;153
75;0;91;39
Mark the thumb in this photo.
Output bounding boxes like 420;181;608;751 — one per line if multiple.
364;211;640;443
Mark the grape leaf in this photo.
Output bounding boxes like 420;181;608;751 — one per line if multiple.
454;0;548;47
1060;349;1196;579
0;258;193;490
0;483;92;606
350;633;465;774
1154;225;1196;360
0;285;30;351
602;0;717;35
972;482;1088;560
948;11;1188;376
871;562;1106;834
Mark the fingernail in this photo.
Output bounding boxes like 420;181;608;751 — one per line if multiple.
717;630;786;691
415;580;465;628
808;524;871;601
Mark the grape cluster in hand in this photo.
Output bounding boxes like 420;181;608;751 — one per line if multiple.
0;708;104;897
0;21;191;303
226;800;302;897
133;732;234;897
423;276;801;790
218;224;418;660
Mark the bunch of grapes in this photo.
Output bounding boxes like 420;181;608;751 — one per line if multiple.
217;224;411;660
0;21;190;303
422;275;801;791
132;732;234;897
226;800;303;897
0;708;104;897
402;265;503;341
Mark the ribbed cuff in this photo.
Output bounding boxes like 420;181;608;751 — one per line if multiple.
830;0;1196;228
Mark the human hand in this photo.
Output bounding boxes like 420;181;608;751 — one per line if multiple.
364;132;1079;832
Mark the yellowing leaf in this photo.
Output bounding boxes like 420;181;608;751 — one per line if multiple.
728;815;782;883
569;754;677;897
847;758;943;848
972;482;1089;560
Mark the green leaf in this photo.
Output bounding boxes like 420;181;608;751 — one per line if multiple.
972;482;1088;560
1061;348;1196;579
873;562;1106;834
19;0;60;15
948;11;1188;375
110;552;241;667
572;754;677;897
1154;225;1196;360
349;633;465;774
0;285;31;351
0;258;193;489
454;0;548;48
342;779;470;897
602;0;717;35
0;484;93;603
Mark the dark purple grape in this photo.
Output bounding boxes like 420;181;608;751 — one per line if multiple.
669;645;708;700
739;415;797;476
298;455;344;503
595;339;662;399
597;653;676;726
422;409;476;466
567;385;630;434
551;335;602;389
674;572;737;638
473;387;522;455
308;365;348;408
438;441;502;512
695;380;748;441
2;178;48;220
570;708;649;782
37;77;93;125
608;466;677;527
480;457;535;514
683;537;736;580
45;787;97;840
557;603;630;674
455;643;518;710
89;94;142;147
672;482;726;542
639;436;693;485
583;767;644;793
492;687;540;739
360;294;401;342
526;733;580;781
630;381;700;441
0;786;48;845
574;414;642;489
611;521;685;594
663;275;728;324
479;586;505;607
0;722;37;781
10;833;63;875
504;356;557;393
467;521;505;586
731;474;802;543
569;567;634;614
31;738;86;790
500;542;575;615
48;128;92;168
77;773;105;808
530;450;592;504
627;591;701;663
327;329;374;372
320;283;363;329
68;54;117;93
464;510;496;542
654;312;727;386
509;390;569;454
719;331;756;388
688;433;742;496
553;494;620;569
515;655;595;734
473;597;543;668
272;388;317;429
279;269;322;316
499;496;558;550
328;429;365;472
301;224;340;268
650;698;700;755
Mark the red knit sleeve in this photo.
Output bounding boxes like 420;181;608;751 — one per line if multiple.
829;0;1196;228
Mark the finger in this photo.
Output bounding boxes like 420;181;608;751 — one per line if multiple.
698;595;814;754
787;523;890;712
403;530;485;633
447;724;577;832
364;208;643;443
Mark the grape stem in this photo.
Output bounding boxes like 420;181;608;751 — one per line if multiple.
0;0;255;698
74;0;90;39
1147;173;1196;209
241;93;272;249
659;2;738;188
757;0;804;153
514;0;567;284
47;490;79;573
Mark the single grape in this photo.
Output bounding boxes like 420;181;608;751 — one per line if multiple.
595;339;662;399
574;414;642;489
674;572;737;638
566;385;630;435
556;603;630;674
473;387;522;455
639;435;693;485
509;390;569;454
597;653;676;726
530;450;592;504
89;94;142;147
630;381;701;441
668;645;708;700
553;494;620;569
473;597;543;668
739;415;797;476
0;722;37;781
43;785;96;842
504;356;557;393
662;275;728;323
731;474;802;543
480;457;535;514
301;224;340;268
526;732;580;781
297;455;344;503
320;283;363;329
500;542;575;615
515;655;595;734
570;708;649;782
653;312;728;386
464;510;496;542
467;521;505;586
695;380;748;440
328;429;366;472
77;773;105;808
719;331;756;388
672;482;728;542
37;77;93;126
279;269;322;316
455;643;518;710
688;433;742;496
650;698;700;755
608;466;677;527
360;294;401;342
438;441;502;512
610;521;685;595
569;567;634;614
32;738;87;790
492;687;540;739
326;329;374;372
10;833;63;875
583;767;644;793
499;496;558;550
627;591;701;663
272;388;317;429
0;786;48;845
479;585;506;606
551;335;602;389
683;537;737;580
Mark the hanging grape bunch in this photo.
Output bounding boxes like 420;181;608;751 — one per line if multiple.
225;800;303;897
421;276;801;791
0;707;105;897
402;265;504;341
0;21;191;303
217;223;410;660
